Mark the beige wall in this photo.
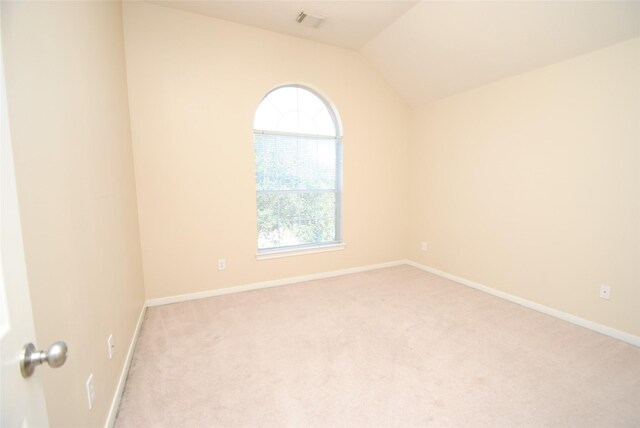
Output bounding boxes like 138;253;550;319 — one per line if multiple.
2;2;145;426
2;4;636;426
408;37;640;336
122;2;410;300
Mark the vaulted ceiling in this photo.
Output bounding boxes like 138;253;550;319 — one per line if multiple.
152;1;640;106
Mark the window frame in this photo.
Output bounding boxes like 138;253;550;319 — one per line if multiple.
253;84;344;258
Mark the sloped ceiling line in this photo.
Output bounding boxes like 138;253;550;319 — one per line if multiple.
151;0;640;106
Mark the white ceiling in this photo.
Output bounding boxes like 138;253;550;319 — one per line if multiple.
151;0;640;106
150;1;418;50
362;1;640;105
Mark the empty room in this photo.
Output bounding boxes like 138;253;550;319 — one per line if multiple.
1;0;639;427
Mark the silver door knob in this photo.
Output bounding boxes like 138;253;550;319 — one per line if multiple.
20;341;68;378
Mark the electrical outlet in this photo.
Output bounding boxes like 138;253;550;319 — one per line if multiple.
599;285;611;300
107;334;114;359
218;258;226;271
421;242;428;251
86;374;95;410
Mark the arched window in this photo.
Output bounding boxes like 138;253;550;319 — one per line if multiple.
253;85;343;254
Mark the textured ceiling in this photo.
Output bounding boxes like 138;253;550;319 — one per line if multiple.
151;0;640;106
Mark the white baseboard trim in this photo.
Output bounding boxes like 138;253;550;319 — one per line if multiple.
143;258;638;347
145;260;406;307
405;260;640;347
104;305;147;428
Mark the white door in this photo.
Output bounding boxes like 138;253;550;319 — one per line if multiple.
0;11;50;426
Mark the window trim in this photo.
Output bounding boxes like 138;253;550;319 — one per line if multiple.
253;84;343;256
256;242;346;260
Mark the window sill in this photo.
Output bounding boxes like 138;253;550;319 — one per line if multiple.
256;243;345;260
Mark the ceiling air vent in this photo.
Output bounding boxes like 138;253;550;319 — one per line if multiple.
295;10;327;28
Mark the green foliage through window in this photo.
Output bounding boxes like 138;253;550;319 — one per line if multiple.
255;134;339;250
253;85;342;252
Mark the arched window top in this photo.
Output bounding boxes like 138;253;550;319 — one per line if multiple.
254;85;340;137
253;84;343;254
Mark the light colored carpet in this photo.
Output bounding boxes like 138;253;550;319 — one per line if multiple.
115;265;640;427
